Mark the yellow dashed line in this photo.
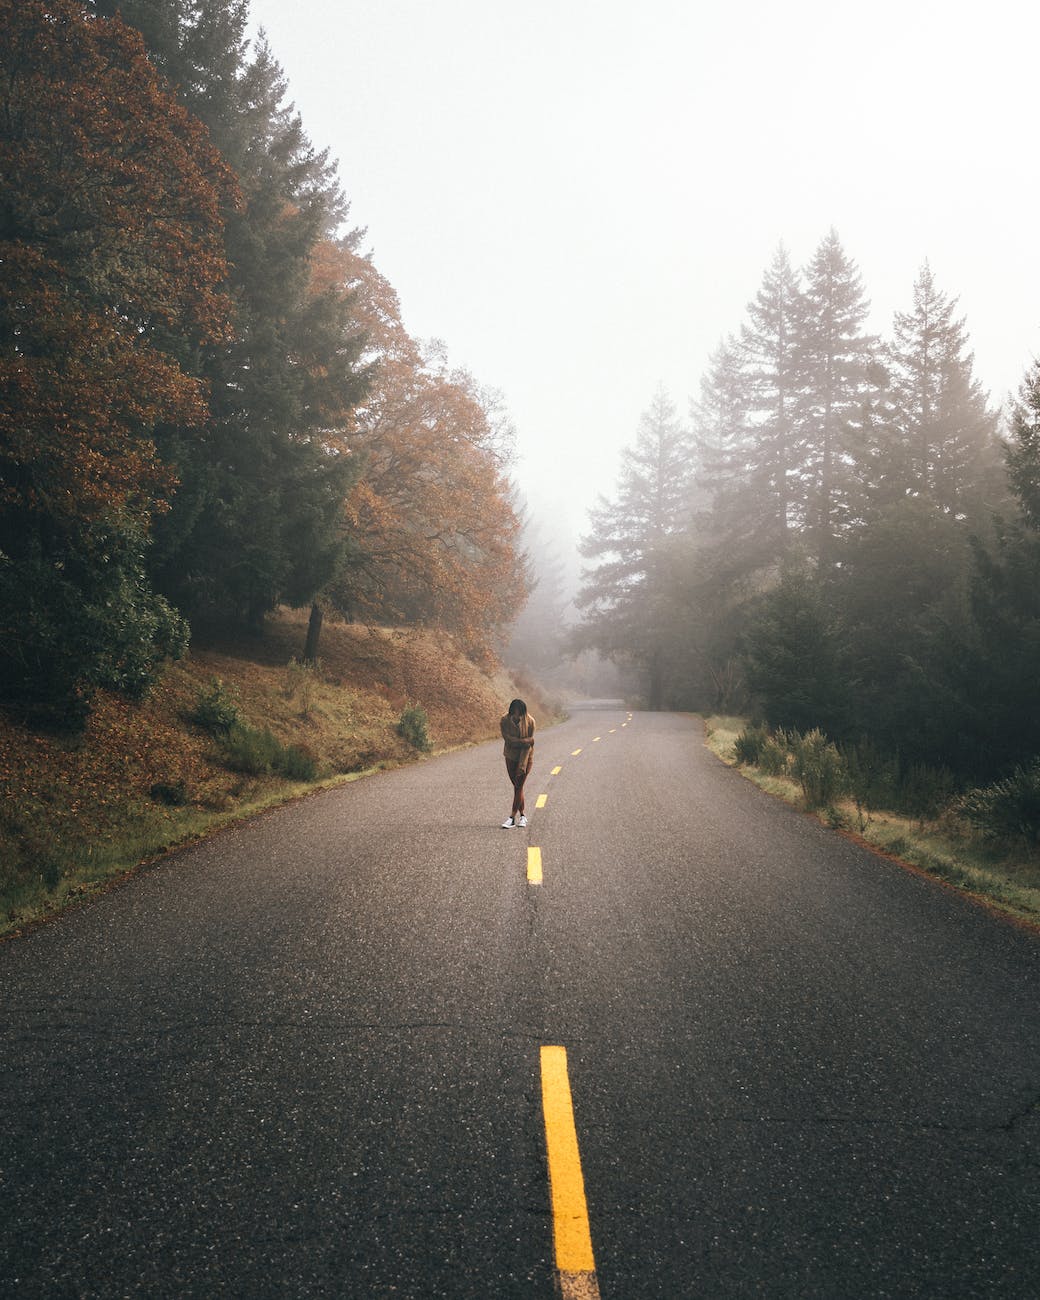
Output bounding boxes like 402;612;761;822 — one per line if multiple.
536;794;548;809
551;766;562;776
593;737;601;743
540;1046;600;1298
527;846;543;884
572;749;582;756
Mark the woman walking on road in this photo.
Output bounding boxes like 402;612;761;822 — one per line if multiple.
500;698;535;827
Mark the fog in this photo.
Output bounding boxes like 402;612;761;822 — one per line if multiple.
247;0;1040;552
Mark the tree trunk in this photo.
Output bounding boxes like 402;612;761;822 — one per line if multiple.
303;603;323;662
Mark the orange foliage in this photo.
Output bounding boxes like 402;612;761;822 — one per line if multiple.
0;0;239;527
307;239;528;659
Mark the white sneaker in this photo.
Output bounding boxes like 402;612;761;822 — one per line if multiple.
517;814;528;828
501;817;515;828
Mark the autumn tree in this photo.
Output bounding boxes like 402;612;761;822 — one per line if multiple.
0;0;236;724
309;239;527;661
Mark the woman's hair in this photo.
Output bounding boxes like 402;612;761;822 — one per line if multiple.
508;698;527;715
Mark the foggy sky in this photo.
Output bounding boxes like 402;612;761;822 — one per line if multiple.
246;0;1040;546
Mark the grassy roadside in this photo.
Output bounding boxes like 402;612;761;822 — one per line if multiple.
703;715;1040;931
0;609;555;940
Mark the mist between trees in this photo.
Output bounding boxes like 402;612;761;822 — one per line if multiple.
563;234;1040;788
0;1;529;730
3;1;1038;806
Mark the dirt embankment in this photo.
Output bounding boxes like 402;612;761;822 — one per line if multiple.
0;608;553;936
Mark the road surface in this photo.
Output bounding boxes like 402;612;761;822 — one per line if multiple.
2;708;1038;1296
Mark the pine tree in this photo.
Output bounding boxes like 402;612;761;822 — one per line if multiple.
827;497;972;758
686;252;807;709
795;230;877;561
93;1;370;632
575;389;693;708
743;565;847;736
959;361;1040;774
887;262;998;517
1006;359;1040;530
740;244;805;546
690;336;752;574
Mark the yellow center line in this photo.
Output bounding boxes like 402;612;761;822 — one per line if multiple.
527;846;543;884
535;793;548;809
571;749;582;756
551;766;562;776
593;737;601;742
609;728;616;733
540;1046;600;1299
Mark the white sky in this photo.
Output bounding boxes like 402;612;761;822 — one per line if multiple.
247;0;1040;547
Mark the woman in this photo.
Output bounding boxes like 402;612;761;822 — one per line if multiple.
500;698;535;828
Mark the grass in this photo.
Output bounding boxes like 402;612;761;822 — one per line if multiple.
0;609;555;940
703;715;1040;929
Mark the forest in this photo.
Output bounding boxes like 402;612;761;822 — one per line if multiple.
0;0;527;730
3;2;1039;848
574;232;1040;823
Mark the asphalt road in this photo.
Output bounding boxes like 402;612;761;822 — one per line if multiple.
1;708;1038;1297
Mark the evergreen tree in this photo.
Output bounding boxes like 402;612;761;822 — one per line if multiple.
1003;358;1040;530
575;390;693;708
743;564;847;736
828;497;972;760
887;263;998;517
0;0;235;724
690;336;753;578
93;1;370;632
960;361;1040;774
795;230;877;561
739;244;805;547
686;252;807;715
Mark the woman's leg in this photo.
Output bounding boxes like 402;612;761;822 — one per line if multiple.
505;758;522;818
512;764;528;816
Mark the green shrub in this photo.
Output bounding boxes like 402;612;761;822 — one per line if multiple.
958;760;1040;847
220;723;281;774
791;728;847;810
191;678;240;736
218;723;318;781
0;524;188;732
283;657;322;715
397;704;432;753
758;735;791;776
277;742;318;781
734;723;769;766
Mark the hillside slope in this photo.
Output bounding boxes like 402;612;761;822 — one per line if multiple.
0;609;550;938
